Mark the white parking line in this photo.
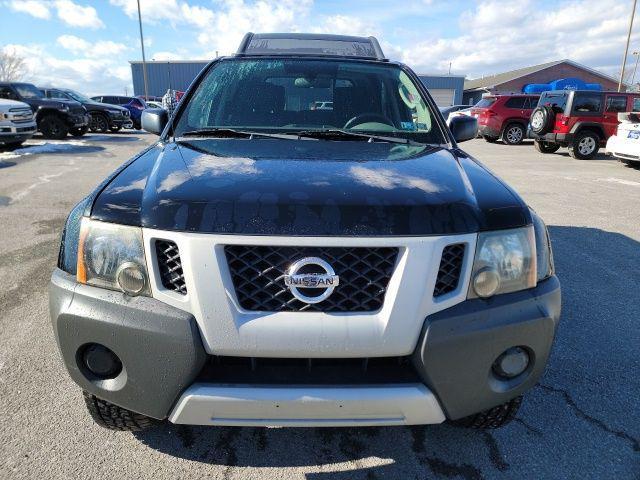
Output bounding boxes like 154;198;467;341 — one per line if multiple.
11;172;65;203
597;177;640;187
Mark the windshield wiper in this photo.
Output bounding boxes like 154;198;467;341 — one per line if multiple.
293;129;425;146
177;128;300;141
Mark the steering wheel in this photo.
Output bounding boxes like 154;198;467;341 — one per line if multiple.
343;113;394;130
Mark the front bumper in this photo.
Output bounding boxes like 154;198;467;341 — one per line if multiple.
0;123;37;143
50;269;560;424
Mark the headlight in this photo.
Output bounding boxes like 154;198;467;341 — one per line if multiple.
106;109;120;114
468;226;536;299
77;218;150;296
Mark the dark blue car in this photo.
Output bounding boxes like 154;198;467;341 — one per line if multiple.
90;95;147;129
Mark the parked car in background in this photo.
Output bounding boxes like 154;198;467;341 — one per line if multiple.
529;90;638;159
91;95;147;129
137;95;162;103
471;94;539;145
0;98;37;147
605;112;640;167
40;88;133;133
0;82;89;139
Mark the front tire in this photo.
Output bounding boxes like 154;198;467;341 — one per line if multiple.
450;396;522;429
83;391;157;431
503;123;525;145
534;140;560;153
39;115;68;140
569;131;600;159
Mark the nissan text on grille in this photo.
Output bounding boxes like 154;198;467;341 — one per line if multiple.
50;33;561;432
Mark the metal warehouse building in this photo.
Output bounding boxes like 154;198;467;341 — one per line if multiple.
130;60;465;107
418;75;465;106
130;60;208;97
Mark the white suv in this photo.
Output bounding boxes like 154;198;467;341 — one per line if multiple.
0;98;37;147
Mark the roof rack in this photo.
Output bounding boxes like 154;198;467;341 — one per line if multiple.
236;33;387;61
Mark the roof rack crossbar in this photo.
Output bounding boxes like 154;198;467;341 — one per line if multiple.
235;33;387;61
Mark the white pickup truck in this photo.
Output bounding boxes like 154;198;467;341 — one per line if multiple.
606;112;640;166
0;98;37;147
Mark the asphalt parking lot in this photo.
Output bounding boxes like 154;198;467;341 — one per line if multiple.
0;132;638;479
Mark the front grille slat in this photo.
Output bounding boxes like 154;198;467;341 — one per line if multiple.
225;246;398;312
433;243;466;297
155;240;187;294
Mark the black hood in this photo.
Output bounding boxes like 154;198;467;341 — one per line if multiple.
27;97;83;110
91;139;530;236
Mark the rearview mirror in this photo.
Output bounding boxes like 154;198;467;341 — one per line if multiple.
448;115;478;143
141;108;168;135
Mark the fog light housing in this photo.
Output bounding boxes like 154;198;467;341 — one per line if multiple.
492;347;529;379
116;262;146;296
82;344;122;379
472;267;501;298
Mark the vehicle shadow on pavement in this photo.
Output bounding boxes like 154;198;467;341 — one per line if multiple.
82;134;142;143
134;226;640;479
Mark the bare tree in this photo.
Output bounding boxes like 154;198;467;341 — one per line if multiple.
0;49;27;82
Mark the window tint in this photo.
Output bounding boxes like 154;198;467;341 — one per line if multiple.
524;97;539;109
475;97;496;108
505;97;526;109
572;93;601;113
606;96;627;112
633;97;640;112
0;86;18;100
100;96;114;103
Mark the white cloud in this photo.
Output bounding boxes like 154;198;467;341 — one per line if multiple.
397;0;636;79
55;0;105;29
3;43;131;95
8;0;51;19
57;35;129;58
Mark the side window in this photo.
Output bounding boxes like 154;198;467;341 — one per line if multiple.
633;97;640;112
524;97;539;109
0;86;18;100
49;90;65;100
505;97;526;109
572;93;602;113
605;96;627;113
131;98;143;107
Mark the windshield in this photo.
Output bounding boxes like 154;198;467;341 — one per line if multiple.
65;89;91;102
15;83;44;99
173;58;445;144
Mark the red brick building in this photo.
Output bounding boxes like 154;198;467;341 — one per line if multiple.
463;59;622;105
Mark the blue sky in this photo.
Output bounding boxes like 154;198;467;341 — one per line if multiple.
1;0;638;95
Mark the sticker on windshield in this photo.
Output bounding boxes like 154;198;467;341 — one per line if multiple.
401;122;417;131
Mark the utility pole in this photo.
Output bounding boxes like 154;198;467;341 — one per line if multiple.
619;0;638;92
136;0;149;99
632;51;640;88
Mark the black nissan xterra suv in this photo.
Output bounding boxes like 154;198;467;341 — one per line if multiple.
0;82;89;139
50;34;561;432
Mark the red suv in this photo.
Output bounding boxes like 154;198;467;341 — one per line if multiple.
529;90;640;159
472;94;539;145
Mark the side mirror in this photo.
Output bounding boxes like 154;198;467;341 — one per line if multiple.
141;108;168;135
448;115;478;143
